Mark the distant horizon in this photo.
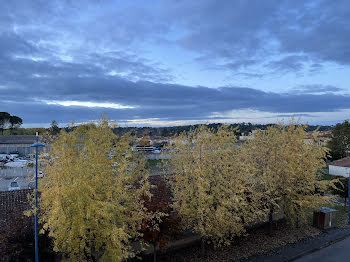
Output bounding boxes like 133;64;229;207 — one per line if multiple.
21;118;341;129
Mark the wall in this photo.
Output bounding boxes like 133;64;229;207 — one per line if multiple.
0;167;34;178
0;144;35;157
147;153;171;160
329;165;350;177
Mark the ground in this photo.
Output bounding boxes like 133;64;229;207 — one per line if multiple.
141;223;321;262
140;202;349;262
294;236;350;262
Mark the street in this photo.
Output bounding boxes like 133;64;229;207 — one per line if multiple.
0;167;34;191
295;236;350;262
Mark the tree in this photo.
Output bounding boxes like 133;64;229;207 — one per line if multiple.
8;115;23;134
0;112;10;135
38;119;150;261
327;120;350;160
138;138;150;147
166;125;259;256
332;177;349;207
243;123;334;233
141;178;181;262
48;120;60;135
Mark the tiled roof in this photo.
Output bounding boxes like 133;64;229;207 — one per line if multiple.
329;157;350;167
0;189;33;225
0;135;36;144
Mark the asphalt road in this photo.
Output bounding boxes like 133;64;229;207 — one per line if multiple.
295;236;350;262
0;168;35;191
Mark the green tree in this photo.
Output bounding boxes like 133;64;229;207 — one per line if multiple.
327;120;350;160
38;119;150;261
332;177;349;207
8;115;23;134
48;120;60;135
0;112;10;135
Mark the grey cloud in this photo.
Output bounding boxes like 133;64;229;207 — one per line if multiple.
0;32;172;85
0;31;348;124
164;0;350;71
267;55;309;73
292;84;344;94
1;0;350;126
3;0;350;74
1;68;350;124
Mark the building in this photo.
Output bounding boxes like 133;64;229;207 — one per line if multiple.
328;157;350;177
0;135;36;157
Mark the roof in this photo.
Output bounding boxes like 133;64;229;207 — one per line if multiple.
0;189;33;225
0;135;36;144
329;157;350;167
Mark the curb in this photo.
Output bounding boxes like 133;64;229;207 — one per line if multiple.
287;230;350;261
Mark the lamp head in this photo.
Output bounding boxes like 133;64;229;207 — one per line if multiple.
31;142;45;148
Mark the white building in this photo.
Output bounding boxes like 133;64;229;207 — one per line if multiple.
328;157;350;177
0;136;36;157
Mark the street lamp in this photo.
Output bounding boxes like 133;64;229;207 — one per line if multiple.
31;132;45;262
348;171;350;225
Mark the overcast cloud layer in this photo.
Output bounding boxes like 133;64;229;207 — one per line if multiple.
1;0;350;126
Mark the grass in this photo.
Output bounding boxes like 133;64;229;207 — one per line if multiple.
329;203;349;228
146;159;169;168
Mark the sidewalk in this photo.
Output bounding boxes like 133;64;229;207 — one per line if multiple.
243;225;350;262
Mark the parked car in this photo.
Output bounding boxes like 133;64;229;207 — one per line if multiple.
38;170;44;178
8;181;20;191
28;181;35;189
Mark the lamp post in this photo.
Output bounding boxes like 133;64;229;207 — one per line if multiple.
348;172;350;225
31;132;45;262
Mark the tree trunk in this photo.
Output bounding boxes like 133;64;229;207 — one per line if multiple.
345;197;347;208
200;238;205;258
268;208;273;236
153;244;157;262
296;215;300;228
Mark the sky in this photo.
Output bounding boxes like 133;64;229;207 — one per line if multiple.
1;0;350;127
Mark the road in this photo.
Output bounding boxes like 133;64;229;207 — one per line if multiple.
0;167;35;191
295;236;350;262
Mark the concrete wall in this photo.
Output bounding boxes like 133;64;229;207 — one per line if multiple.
0;144;36;157
146;153;171;160
329;165;350;177
0;167;34;178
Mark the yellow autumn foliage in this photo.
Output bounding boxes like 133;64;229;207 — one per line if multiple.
38;119;149;261
243;122;335;226
166;125;261;246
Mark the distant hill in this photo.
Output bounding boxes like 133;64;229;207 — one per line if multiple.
3;122;333;137
112;122;334;137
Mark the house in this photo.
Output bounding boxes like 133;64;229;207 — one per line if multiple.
0;135;36;157
239;129;261;141
328;157;350;177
